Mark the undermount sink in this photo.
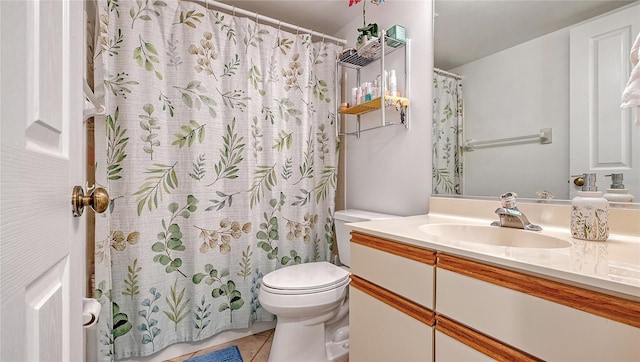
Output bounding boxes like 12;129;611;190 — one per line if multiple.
419;224;571;249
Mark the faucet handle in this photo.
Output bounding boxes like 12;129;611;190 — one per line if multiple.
498;192;518;208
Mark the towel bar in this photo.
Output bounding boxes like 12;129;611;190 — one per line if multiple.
464;128;552;151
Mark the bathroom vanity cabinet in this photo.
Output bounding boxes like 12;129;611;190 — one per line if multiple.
349;232;640;361
349;233;436;361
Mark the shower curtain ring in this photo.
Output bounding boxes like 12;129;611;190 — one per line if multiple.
322;33;326;43
255;12;259;24
232;6;236;17
296;26;299;36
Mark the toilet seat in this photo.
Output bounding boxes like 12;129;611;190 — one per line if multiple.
262;262;350;295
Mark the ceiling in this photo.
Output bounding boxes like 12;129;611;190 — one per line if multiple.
434;0;636;70
216;1;636;70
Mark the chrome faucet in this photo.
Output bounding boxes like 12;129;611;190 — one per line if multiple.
491;192;542;231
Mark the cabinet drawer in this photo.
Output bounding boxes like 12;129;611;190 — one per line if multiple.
437;266;640;361
350;287;434;362
350;232;436;308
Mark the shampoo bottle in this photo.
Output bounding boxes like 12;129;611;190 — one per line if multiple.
602;173;635;203
571;173;609;241
388;69;397;97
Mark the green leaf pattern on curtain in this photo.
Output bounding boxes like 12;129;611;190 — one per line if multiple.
432;72;464;195
93;0;340;359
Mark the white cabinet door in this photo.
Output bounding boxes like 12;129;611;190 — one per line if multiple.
570;4;640;198
350;287;434;362
0;0;85;360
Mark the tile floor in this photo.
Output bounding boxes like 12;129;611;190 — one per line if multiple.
165;329;349;362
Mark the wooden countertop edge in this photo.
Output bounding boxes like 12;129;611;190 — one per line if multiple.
351;232;437;265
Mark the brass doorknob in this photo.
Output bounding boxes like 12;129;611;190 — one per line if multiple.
72;185;109;217
573;177;584;187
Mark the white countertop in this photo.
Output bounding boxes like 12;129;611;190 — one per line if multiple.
347;213;640;301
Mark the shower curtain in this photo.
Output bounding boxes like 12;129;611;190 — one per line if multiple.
432;71;464;195
92;0;340;359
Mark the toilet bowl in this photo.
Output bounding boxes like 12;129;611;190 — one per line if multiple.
258;209;398;362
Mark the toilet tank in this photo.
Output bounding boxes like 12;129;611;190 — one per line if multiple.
334;209;399;267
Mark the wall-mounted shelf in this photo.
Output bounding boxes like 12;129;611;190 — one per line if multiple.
336;29;410;138
339;36;406;69
340;95;410;116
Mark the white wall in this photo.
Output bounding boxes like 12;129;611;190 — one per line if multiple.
335;1;434;216
452;28;571;199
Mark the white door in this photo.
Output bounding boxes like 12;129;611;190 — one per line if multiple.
570;4;640;199
1;0;86;361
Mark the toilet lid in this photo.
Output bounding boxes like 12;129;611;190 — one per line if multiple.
262;262;350;293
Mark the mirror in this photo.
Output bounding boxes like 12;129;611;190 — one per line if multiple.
433;0;639;203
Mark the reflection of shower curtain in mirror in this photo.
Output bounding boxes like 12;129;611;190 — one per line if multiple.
91;0;340;359
432;71;463;195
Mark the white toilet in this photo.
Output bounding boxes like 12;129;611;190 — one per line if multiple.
258;209;398;362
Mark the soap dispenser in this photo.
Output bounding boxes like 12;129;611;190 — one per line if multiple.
602;173;635;203
571;173;609;241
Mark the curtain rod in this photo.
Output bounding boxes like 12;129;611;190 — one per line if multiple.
434;68;462;80
181;0;347;45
